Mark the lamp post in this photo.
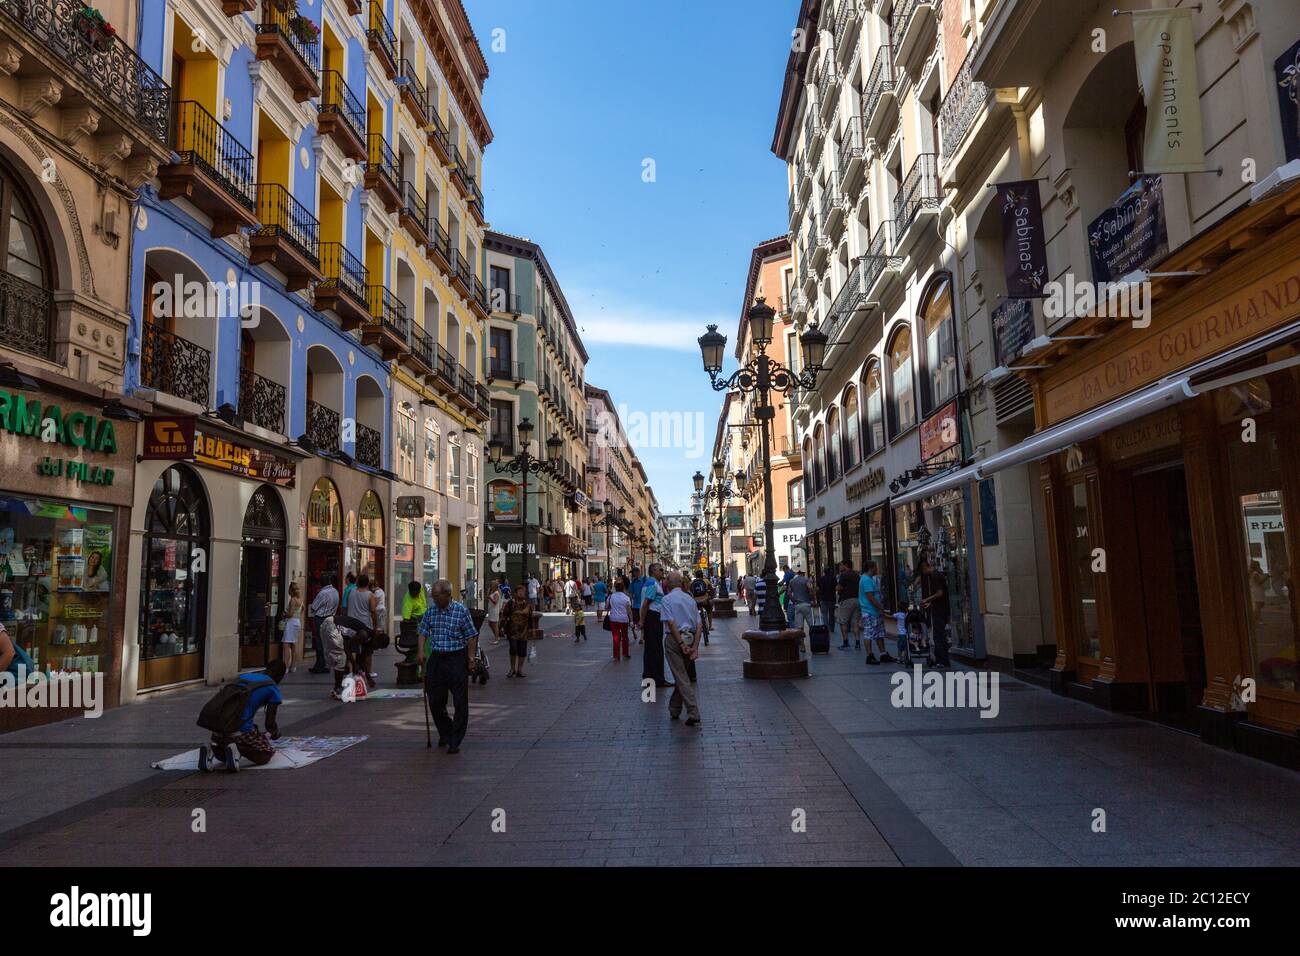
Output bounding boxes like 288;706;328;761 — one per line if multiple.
698;299;827;673
488;418;565;588
692;464;743;599
594;498;626;585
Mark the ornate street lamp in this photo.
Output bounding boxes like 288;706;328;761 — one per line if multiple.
698;298;826;642
488;417;559;588
694;465;739;599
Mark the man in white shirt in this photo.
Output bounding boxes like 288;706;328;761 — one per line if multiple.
527;573;539;602
307;577;340;674
660;571;702;725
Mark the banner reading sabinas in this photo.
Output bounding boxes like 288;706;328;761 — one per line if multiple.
1132;7;1206;174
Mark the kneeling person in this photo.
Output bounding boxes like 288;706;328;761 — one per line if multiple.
199;660;286;772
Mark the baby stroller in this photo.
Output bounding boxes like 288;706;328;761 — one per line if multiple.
901;605;934;667
473;643;491;685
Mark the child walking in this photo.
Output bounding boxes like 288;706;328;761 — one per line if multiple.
571;598;587;643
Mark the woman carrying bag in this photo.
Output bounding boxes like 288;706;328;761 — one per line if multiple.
502;584;535;678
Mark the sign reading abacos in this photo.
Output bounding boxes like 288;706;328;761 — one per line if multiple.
991;298;1036;367
1133;8;1206;174
1088;176;1168;284
996;180;1048;297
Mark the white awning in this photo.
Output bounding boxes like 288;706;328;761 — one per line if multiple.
890;463;982;507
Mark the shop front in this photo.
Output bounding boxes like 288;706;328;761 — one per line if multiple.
982;183;1300;764
297;458;391;600
0;385;139;731
131;417;302;692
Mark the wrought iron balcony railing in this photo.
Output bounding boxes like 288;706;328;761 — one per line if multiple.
0;0;171;144
491;289;522;314
239;366;286;434
257;1;320;80
837;115;864;178
395;57;428;123
140;323;210;407
355;422;382;469
254;182;321;266
820;182;841;226
319;70;366;148
169;100;256;211
863;46;894;125
0;269;52;360
409;322;434;369
399;180;428;232
435;343;457;383
365;285;409;338
891;0;921;51
428;108;451;153
892;152;940;235
306;399;340;453
489;360;525;383
365;1;396;70
366;133;400;195
319;241;367;303
938;48;992;162
427;215;451;263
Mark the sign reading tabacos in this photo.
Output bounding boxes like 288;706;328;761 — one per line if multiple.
1044;259;1300;425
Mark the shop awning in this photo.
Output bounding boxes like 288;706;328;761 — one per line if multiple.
891;463;982;507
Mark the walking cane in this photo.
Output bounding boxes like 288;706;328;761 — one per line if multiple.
420;662;431;748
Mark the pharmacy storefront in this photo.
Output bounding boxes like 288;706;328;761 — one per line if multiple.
0;385;139;731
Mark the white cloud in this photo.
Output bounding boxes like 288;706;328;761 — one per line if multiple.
565;286;730;352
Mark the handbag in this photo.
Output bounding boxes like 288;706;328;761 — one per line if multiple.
601;616;612;632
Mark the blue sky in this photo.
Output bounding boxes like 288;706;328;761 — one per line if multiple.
466;0;794;514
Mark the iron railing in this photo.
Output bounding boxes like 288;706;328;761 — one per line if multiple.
365;1;396;68
939;49;992;162
863;46;894;125
837;115;864;178
0;269;52;359
355;422;382;468
475;383;490;414
319;241;367;304
395;58;428;123
257;1;320;81
239;366;286;433
319;70;365;148
399;180;428;234
427;215;451;263
427;108;451;155
491;289;521;314
306;399;340;453
140;323;210;406
817;50;836;105
366;133;400;195
409;323;434;369
891;0;921;51
489;360;524;382
365;285;409;339
893;153;940;235
0;0;171;144
170;100;256;211
820;182;841;225
457;368;475;402
255;183;321;266
435;344;458;383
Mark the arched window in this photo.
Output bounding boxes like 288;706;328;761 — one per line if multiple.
826;406;842;483
802;438;814;500
813;422;827;492
1;158;54;357
306;477;343;540
140;465;210;684
423;419;439;490
921;276;958;413
842;385;860;470
239;485;286;669
447;431;462;497
864;362;885;455
396;403;416;482
887;326;916;436
787;477;805;517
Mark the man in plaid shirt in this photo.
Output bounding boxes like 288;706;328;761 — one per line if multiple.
417;580;480;754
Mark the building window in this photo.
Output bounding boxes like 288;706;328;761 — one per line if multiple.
448;433;461;497
921;276;958;413
396;403;416;483
802;438;814;500
842;385;860;470
0;158;54;358
864;362;885;454
489;327;513;379
490;264;511;306
787;478;804;518
467;445;479;505
490;399;514;453
887;326;916;436
423;419;439;490
827;406;842;483
140;465;210;685
813;423;827;493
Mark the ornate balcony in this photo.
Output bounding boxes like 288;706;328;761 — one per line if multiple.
362;285;410;360
816;50;838;119
805;112;823;166
222;0;255;14
250;183;322;290
0;0;172;182
0;270;52;360
863;46;896;138
488;360;525;384
891;0;936;72
254;2;320;102
474;383;490;420
820;182;844;237
892;153;941;252
365;1;396;79
427;109;452;165
468;178;485;226
239;366;286;434
395;58;428;126
469;273;489;320
402;322;434;376
432;343;457;389
426;216;452;275
450;146;471;198
306;399;340;454
938;48;996;175
398;181;429;245
158;101;258;239
355;422;382;469
315;241;369;329
318;70;366;162
863;219;903;304
837;115;866;198
491;289;522;315
450;249;472;297
364;133;401;213
834;0;863;65
139;323;210;407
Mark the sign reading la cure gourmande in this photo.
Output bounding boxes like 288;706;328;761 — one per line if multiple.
0;389;118;487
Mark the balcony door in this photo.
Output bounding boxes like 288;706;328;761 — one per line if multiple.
1;160;54;359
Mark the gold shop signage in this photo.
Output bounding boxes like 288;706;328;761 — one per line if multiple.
846;467;886;501
1044;256;1300;425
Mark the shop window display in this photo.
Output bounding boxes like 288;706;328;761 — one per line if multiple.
1068;480;1101;660
140;466;209;685
0;497;116;676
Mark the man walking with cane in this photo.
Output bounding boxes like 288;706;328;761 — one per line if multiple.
416;580;479;754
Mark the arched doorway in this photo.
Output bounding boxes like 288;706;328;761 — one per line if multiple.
356;489;385;595
238;485;287;669
306;477;344;611
139;465;210;688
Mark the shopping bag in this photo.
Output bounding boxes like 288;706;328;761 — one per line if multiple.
340;674;356;703
353;673;368;700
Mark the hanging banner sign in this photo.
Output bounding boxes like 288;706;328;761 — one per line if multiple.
992;298;1036;367
1133;8;1207;173
1088;176;1168;284
996;180;1048;297
1274;37;1300;162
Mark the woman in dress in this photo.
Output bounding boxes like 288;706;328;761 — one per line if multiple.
486;574;505;645
281;581;303;672
503;583;534;678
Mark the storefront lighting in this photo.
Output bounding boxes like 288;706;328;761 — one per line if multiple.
0;362;39;391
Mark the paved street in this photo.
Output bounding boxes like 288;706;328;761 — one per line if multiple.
2;613;1297;866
